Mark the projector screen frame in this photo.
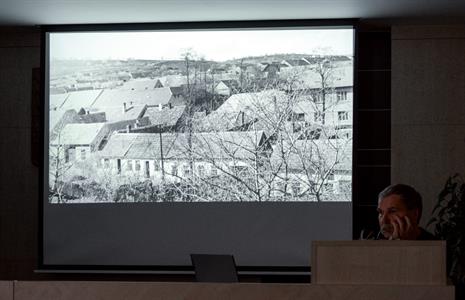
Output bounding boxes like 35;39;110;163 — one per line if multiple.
39;18;359;275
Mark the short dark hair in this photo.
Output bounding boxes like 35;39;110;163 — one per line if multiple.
378;184;423;222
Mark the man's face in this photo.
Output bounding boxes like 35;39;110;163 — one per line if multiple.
377;194;419;239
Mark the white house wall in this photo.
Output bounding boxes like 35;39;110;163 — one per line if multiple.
98;158;251;183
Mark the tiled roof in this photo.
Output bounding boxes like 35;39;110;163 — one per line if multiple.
191;131;267;160
91;88;173;109
60;89;103;110
270;138;352;172
91;105;146;123
281;65;353;89
201;90;288;133
143;105;186;127
169;86;185;97
50;94;69;110
121;79;158;90
98;131;266;161
78;112;106;123
218;79;240;89
49;109;77;131
156;75;187;88
51;123;106;145
214;90;287;113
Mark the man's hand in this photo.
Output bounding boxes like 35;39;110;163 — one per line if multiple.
390;215;419;240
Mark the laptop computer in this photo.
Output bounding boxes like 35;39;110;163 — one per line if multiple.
190;254;239;282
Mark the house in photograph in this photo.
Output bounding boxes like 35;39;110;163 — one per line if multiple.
49;108;109;141
280;64;353;124
261;62;284;79
270;138;352;201
154;75;187;88
280;62;353;94
135;105;187;133
97;130;271;184
201;90;289;135
214;79;240;96
49;109;81;141
84;88;186;124
50;123;108;162
97;103;148;123
90;88;184;111
56;89;104;111
291;98;353;133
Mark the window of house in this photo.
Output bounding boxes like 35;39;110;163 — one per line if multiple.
80;149;86;160
327;172;335;180
231;165;247;175
292;182;301;196
338;111;349;121
210;167;218;176
103;158;110;169
197;165;205;177
135;160;141;171
183;165;191;177
337;90;348;101
127;160;133;171
154;161;160;171
171;165;178;176
324;183;334;193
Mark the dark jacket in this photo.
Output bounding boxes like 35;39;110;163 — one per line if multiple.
416;227;437;240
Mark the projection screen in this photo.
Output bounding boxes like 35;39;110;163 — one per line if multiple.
42;20;354;272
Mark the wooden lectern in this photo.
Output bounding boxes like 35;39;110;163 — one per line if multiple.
312;240;447;285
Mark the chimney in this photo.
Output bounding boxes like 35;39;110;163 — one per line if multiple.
158;103;163;111
123;102;127;113
126;124;131;133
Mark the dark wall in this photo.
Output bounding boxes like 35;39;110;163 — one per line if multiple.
0;27;40;279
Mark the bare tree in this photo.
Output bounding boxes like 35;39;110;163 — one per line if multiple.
49;130;76;203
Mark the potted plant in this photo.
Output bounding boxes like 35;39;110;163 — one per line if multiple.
428;173;465;297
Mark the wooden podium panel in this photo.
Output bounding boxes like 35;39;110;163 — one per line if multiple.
0;281;13;300
13;281;454;300
312;240;447;285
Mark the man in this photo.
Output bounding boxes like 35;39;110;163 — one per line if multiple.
377;184;436;240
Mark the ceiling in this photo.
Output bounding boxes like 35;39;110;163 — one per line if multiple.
0;0;465;25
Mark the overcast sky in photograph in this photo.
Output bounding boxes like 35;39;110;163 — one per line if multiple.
50;28;354;61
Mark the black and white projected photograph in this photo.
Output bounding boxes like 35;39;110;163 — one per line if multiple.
48;28;353;204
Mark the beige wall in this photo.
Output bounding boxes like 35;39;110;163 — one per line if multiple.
391;25;465;227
